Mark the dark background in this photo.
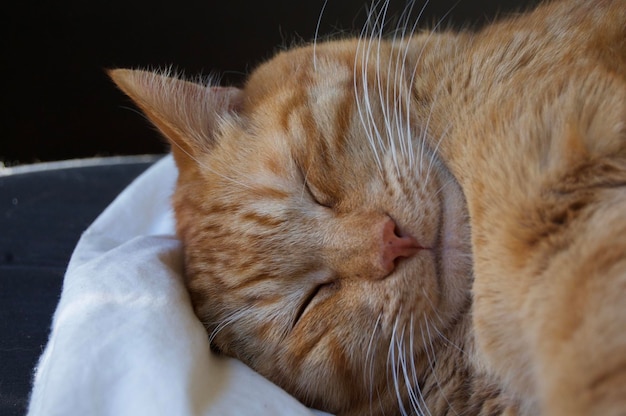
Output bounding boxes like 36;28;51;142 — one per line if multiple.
3;0;540;166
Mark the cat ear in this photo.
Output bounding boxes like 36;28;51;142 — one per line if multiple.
108;68;243;171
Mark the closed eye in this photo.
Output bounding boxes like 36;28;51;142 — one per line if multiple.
304;180;333;208
295;160;334;208
293;282;336;327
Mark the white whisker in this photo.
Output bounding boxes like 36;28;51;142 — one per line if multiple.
168;137;254;191
313;0;329;72
423;121;451;186
417;89;442;175
427;314;467;356
403;317;431;416
299;161;314;203
365;314;383;416
355;2;386;174
419;286;447;329
390;0;426;170
422;318;461;415
208;305;254;344
389;313;410;416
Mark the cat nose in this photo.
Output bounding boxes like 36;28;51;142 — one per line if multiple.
379;217;424;277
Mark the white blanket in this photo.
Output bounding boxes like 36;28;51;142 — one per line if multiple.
28;155;331;416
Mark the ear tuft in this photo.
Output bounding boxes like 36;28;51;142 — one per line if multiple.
108;68;243;170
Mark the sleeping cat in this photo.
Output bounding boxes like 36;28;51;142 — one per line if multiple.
109;0;626;414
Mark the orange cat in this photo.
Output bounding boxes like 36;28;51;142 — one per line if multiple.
109;0;626;414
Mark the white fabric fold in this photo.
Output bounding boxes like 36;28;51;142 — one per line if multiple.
28;155;331;416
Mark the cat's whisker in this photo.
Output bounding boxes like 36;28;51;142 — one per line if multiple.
365;313;383;416
407;8;458;174
363;0;389;169
423;321;437;367
407;12;460;173
396;1;434;171
312;0;329;72
389;314;411;416
208;305;254;344
389;57;409;174
167;137;254;191
423;121;451;187
400;0;431;49
354;82;384;173
415;83;446;177
416;83;446;175
418;178;454;213
396;324;416;415
355;15;385;174
411;0;459;68
419;319;461;416
420;290;467;358
419;286;448;330
405;317;431;416
390;0;427;170
415;322;434;416
428;315;467;357
372;0;407;177
298;160;315;204
369;0;400;175
406;318;420;415
118;105;151;121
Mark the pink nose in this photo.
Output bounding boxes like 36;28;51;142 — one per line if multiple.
380;217;425;276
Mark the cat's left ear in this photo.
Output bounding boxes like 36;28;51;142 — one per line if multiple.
108;68;243;170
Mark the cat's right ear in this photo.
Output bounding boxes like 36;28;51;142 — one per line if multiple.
108;68;243;171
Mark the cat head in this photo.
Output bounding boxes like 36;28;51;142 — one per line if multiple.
109;36;471;415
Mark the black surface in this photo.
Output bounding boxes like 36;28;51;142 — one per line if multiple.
3;0;539;165
0;161;155;416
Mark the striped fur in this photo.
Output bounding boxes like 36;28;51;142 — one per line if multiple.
109;0;626;414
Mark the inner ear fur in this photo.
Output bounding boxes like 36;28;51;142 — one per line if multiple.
108;68;243;170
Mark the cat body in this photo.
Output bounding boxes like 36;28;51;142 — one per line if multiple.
109;0;626;414
402;1;626;413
